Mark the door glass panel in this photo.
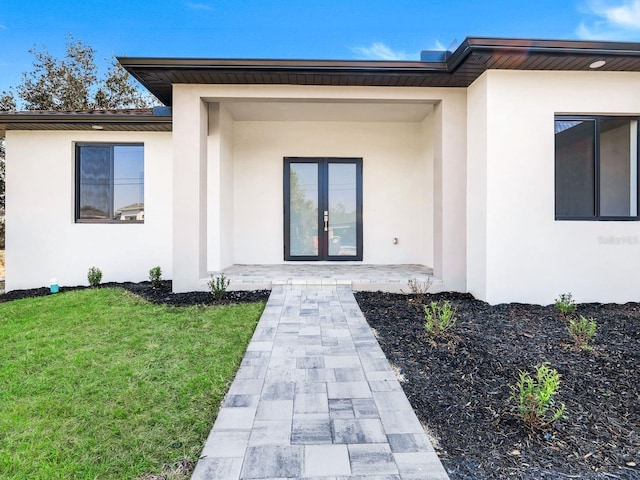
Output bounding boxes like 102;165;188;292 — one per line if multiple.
328;163;357;256
289;163;319;256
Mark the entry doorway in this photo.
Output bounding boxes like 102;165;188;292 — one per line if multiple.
284;157;363;261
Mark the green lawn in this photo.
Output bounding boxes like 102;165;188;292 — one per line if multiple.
0;288;264;479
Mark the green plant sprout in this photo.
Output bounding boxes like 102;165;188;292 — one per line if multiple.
568;315;597;350
149;266;162;288
510;362;566;427
87;266;102;288
424;300;457;336
208;273;230;300
555;293;577;318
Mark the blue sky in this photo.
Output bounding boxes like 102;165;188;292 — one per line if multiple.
2;0;640;95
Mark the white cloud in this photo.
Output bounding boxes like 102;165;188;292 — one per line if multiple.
575;21;620;39
577;0;640;39
433;40;446;51
186;2;213;11
596;0;640;28
352;42;413;61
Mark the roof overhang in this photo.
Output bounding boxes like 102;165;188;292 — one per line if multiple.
0;109;172;137
118;37;640;106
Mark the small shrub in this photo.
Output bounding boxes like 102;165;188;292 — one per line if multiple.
424;300;457;336
404;277;433;303
568;315;597;350
555;293;577;318
510;362;566;427
87;266;103;288
207;273;230;300
149;266;163;288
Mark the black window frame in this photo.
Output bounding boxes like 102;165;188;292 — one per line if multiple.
75;142;145;224
555;115;640;221
284;157;363;261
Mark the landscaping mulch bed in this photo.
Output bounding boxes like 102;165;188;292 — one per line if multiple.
355;291;640;480
0;281;270;305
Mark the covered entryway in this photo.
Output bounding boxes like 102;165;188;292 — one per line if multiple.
170;85;468;294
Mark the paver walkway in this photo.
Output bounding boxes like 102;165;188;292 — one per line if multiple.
192;286;449;480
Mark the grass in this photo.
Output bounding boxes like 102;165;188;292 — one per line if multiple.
0;288;264;479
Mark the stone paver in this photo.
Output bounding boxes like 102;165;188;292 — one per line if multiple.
220;264;440;293
191;286;449;480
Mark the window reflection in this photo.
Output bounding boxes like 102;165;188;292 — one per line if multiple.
77;144;144;222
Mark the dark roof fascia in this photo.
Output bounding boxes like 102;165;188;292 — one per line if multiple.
119;36;640;105
0;112;172;136
0;112;172;124
465;37;640;56
118;57;450;105
117;56;448;72
118;57;449;103
447;36;640;72
118;36;640;77
123;36;640;72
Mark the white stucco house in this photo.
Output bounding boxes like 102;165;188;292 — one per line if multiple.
2;37;640;304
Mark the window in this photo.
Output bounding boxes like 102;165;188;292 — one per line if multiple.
76;143;144;223
555;116;639;220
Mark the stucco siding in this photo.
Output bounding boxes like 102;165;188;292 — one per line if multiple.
232;120;433;265
466;73;488;300
172;89;208;292
206;103;236;273
481;70;640;304
433;91;468;292
5;130;173;290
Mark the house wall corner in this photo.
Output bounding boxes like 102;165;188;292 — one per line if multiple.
466;73;489;301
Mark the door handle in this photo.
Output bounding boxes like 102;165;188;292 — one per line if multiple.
323;210;329;232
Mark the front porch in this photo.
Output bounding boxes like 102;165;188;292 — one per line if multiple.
219;264;440;292
171;85;467;295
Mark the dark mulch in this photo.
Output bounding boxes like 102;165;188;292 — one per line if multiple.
355;291;640;480
0;280;270;305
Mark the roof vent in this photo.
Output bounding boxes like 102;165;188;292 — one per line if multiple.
420;50;452;62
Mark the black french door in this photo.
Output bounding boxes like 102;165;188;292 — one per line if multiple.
284;157;363;261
